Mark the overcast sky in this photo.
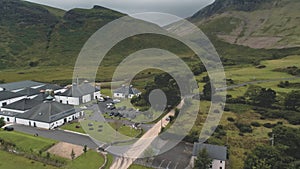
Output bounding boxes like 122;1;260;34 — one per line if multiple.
25;0;215;18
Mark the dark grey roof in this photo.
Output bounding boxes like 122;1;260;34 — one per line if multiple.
59;83;99;97
16;87;40;96
36;84;63;91
1;98;42;111
32;93;49;101
114;85;141;96
16;101;79;123
193;143;227;161
0;80;45;91
0;91;24;101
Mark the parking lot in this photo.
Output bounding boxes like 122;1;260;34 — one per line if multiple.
135;142;193;169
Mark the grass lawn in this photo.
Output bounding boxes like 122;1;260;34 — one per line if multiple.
108;122;141;138
0;149;104;169
60;122;86;134
65;150;104;169
129;164;153;169
104;154;114;169
0;130;57;153
0;150;59;169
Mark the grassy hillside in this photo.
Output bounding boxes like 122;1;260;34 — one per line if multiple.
191;0;300;49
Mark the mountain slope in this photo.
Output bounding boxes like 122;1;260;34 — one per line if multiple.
190;0;300;49
0;0;125;68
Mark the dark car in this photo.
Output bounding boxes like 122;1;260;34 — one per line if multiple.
4;126;14;131
109;112;114;116
107;106;116;110
114;112;120;117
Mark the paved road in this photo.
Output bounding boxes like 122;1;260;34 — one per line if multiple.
12;124;99;149
109;100;185;169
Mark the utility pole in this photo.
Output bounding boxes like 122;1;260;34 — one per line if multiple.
270;134;275;146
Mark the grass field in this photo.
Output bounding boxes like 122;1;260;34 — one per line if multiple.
0;150;58;169
0;130;57;153
64;150;104;169
0;149;104;169
60;122;86;134
129;164;153;169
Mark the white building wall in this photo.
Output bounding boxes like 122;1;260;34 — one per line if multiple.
0;96;27;108
82;94;91;103
55;96;80;105
15;118;50;129
16;111;83;129
0;115;15;123
68;97;80;105
211;159;225;169
0;108;25;114
94;91;101;99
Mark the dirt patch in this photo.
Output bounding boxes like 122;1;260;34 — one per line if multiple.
48;142;86;159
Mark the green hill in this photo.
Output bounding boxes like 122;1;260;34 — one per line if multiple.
0;0;125;69
190;0;300;49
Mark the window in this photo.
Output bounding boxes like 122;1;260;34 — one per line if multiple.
2;102;7;106
220;167;222;169
220;161;223;163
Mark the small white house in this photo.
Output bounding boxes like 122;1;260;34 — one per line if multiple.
113;85;141;99
55;83;100;105
15;98;83;129
192;143;227;169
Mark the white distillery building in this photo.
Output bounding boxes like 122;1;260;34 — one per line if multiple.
0;97;43;123
0;91;27;108
192;143;227;169
55;83;100;105
15;97;83;130
113;85;141;99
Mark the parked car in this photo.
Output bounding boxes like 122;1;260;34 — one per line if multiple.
106;102;114;106
113;99;121;103
98;97;106;102
113;112;120;117
4;126;14;131
107;105;116;110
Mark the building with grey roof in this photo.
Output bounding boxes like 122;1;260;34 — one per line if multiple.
0;91;26;108
113;85;141;99
192;143;227;169
15;99;83;129
55;82;101;105
0;80;45;92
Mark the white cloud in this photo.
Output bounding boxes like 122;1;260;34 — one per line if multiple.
25;0;214;18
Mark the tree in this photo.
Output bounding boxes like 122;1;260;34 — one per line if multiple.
244;86;276;107
244;145;295;169
83;145;88;155
194;148;212;169
285;90;300;111
71;149;76;160
271;126;300;159
202;81;215;100
0;117;5;128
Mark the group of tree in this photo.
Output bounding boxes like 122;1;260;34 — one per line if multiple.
244;85;276;108
244;126;300;169
285;90;300;111
0;117;5;128
131;73;182;110
194;148;212;169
